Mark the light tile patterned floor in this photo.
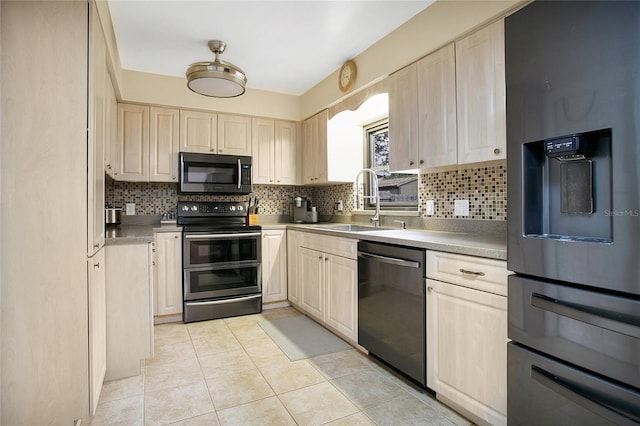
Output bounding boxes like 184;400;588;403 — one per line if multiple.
87;307;472;426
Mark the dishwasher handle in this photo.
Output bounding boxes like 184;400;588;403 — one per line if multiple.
358;251;421;269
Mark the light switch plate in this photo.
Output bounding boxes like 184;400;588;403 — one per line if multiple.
426;200;435;215
125;203;136;216
454;200;469;216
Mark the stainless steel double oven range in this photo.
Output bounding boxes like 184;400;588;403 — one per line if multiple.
177;201;262;323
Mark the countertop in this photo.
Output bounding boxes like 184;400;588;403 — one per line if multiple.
105;223;180;245
105;220;506;260
287;224;507;260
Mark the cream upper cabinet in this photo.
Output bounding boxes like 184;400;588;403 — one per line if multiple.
88;7;106;255
117;103;149;181
455;19;506;164
154;231;182;318
217;113;252;156
426;250;508;426
117;104;179;182
252;118;298;185
274;120;298;185
388;63;420;172
88;248;106;416
261;229;288;305
104;74;118;179
252;118;276;184
417;43;457;168
179;109;218;153
149;107;179;182
302;110;329;184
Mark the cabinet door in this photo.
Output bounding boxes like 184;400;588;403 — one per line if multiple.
417;44;457;169
88;8;106;255
302;115;317;184
105;244;153;381
324;255;358;342
274;120;298;185
179;109;217;153
154;232;182;316
427;278;507;425
117;103;149;181
218;113;252;156
456;19;506;165
149;107;179;182
262;229;288;304
252;118;275;184
104;73;118;178
389;63;419;172
298;247;324;320
302;110;328;184
287;230;301;304
88;248;106;416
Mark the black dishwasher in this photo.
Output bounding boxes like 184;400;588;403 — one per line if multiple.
358;240;426;386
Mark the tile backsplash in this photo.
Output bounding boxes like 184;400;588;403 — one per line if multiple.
105;161;506;220
419;162;506;220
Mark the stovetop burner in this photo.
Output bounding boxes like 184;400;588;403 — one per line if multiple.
177;201;257;230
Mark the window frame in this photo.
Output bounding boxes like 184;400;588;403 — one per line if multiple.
362;119;418;211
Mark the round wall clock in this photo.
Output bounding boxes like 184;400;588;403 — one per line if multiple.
338;60;357;92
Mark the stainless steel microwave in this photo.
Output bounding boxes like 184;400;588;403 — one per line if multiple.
179;152;252;195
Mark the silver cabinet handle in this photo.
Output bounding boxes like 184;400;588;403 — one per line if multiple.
94;262;100;269
459;268;485;276
358;251;420;269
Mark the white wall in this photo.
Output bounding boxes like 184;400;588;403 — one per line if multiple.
1;1;89;423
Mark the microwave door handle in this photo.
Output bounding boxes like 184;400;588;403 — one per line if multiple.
237;158;242;189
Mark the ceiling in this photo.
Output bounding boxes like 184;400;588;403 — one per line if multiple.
107;1;434;96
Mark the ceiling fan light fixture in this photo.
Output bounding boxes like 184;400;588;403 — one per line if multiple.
186;40;247;98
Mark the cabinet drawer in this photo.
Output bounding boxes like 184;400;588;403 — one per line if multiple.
426;251;508;296
300;232;357;259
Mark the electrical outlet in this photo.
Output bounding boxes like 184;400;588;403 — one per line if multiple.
336;200;344;212
454;200;469;216
125;203;136;216
426;200;435;216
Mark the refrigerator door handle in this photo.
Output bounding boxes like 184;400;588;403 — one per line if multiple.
530;292;640;339
531;364;640;424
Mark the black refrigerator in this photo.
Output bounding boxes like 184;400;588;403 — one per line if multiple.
505;1;640;424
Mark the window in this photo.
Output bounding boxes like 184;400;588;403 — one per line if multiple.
363;120;418;210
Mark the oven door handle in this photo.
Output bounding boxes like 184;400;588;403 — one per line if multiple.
185;232;262;240
185;294;261;306
237;158;242;189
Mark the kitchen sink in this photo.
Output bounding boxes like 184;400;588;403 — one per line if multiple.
309;224;397;232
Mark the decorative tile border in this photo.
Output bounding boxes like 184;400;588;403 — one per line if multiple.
105;161;506;220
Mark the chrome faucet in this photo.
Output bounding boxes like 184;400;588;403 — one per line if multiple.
355;168;381;227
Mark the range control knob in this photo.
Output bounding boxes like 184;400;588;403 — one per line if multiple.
229;205;236;212
237;205;244;212
190;205;198;212
181;205;190;212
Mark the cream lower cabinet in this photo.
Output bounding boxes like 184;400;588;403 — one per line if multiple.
287;230;302;304
261;229;288;306
154;231;182;320
105;243;154;381
426;251;508;426
293;232;358;343
88;248;106;416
